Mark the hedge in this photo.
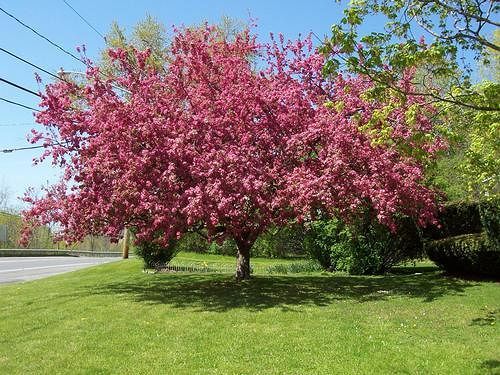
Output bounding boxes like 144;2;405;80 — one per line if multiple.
479;197;500;248
423;200;482;240
425;233;500;277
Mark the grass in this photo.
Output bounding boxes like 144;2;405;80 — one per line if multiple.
0;255;499;374
169;252;314;274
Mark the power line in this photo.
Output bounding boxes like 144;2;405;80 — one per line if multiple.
0;47;66;82
62;0;106;41
0;6;85;65
0;7;134;96
1;145;47;153
0;97;39;112
0;77;41;97
1;47;130;95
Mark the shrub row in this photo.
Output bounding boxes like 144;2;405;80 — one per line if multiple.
426;233;499;277
423;196;500;240
304;215;424;275
423;196;499;277
479;197;500;248
132;198;498;276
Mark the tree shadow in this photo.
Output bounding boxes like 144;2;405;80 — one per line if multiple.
480;360;500;374
470;308;500;326
390;265;440;275
85;271;478;312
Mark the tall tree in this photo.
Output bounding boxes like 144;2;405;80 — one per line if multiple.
22;26;442;279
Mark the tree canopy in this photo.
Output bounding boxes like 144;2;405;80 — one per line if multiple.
323;0;499;111
22;26;443;279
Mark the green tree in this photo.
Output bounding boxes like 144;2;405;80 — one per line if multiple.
322;0;499;111
101;15;169;75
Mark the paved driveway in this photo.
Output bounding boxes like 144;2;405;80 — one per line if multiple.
0;256;119;284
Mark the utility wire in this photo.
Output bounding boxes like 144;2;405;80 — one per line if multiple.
0;97;40;112
0;6;85;65
1;145;47;153
0;7;134;96
0;47;130;95
0;47;67;82
62;0;106;41
0;77;40;97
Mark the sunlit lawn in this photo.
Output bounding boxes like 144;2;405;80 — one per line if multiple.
0;254;499;374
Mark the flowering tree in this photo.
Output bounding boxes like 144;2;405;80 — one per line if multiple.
23;26;442;279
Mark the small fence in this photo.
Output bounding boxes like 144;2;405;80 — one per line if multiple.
154;262;245;274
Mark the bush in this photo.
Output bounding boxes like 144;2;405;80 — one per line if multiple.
423;200;482;240
208;238;237;256
133;237;179;269
174;232;209;253
252;224;306;258
426;233;500;277
342;217;423;275
304;216;424;275
303;219;345;270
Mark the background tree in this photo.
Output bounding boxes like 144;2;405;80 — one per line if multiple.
23;27;442;279
100;15;247;76
100;15;169;75
322;0;499;112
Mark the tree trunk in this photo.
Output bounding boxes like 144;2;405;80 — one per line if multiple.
235;239;252;281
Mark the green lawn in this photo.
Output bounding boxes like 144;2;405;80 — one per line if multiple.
0;256;499;374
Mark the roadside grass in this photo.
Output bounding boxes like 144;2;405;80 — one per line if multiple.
0;257;499;374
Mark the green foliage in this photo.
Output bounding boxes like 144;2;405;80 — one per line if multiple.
303;218;345;270
101;15;169;74
343;217;423;275
324;0;499;111
252;224;306;258
133;235;179;269
460;82;500;197
101;15;248;76
173;232;209;253
208;238;238;256
197;225;307;258
426;82;500;200
424;200;483;241
305;216;423;275
479;196;500;248
426;233;500;277
0;212;58;249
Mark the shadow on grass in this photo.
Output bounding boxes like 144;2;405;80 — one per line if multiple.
390;265;440;275
470;308;500;326
87;270;479;312
480;359;500;374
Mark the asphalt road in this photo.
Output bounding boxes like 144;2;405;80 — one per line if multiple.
0;256;119;284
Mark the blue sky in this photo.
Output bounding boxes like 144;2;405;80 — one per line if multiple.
0;0;349;207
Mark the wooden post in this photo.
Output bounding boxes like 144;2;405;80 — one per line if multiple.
122;227;130;259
